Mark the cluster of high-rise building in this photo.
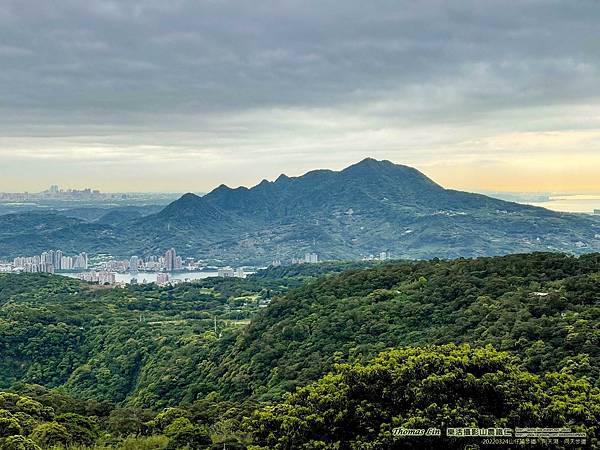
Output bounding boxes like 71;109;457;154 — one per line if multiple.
0;186;103;202
362;251;391;261
101;248;184;273
13;250;88;273
5;246;327;281
46;185;101;198
7;247;187;276
291;252;319;264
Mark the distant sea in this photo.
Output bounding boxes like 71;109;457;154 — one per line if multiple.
481;191;600;214
526;195;600;214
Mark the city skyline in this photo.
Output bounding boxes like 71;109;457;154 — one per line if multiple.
0;1;599;193
2;165;600;197
0;245;316;286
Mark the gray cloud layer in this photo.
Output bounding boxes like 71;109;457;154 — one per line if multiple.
1;0;600;191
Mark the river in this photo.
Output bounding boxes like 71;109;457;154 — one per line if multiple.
62;271;220;284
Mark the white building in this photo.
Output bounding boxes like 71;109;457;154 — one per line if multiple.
304;253;319;264
73;252;88;270
218;266;236;278
77;271;116;284
61;256;73;270
217;267;247;278
379;251;391;261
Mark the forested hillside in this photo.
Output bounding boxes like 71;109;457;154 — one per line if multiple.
1;253;599;448
2;347;598;449
3;160;600;263
217;253;600;400
0;273;285;408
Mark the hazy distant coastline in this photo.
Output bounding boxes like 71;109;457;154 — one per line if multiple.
478;191;600;214
2;186;600;215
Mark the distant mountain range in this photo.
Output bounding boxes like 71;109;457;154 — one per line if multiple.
1;158;600;263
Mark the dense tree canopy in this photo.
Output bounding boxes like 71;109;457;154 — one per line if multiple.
246;344;600;449
0;273;288;407
219;253;600;399
1;253;599;448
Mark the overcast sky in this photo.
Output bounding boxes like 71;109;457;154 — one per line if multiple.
1;0;600;193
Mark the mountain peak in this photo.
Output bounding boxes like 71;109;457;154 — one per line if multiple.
179;192;201;201
213;184;233;193
258;179;271;187
342;158;405;174
356;157;390;166
343;157;435;179
158;192;202;216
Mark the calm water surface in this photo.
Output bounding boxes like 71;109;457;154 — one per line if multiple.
63;271;220;284
527;195;600;213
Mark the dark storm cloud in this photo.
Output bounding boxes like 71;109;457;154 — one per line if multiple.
1;0;600;192
1;0;599;123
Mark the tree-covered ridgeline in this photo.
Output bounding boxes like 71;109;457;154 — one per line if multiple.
218;252;600;400
1;252;600;448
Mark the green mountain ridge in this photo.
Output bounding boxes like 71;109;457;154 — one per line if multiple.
214;252;600;400
1;158;600;262
1;252;599;406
